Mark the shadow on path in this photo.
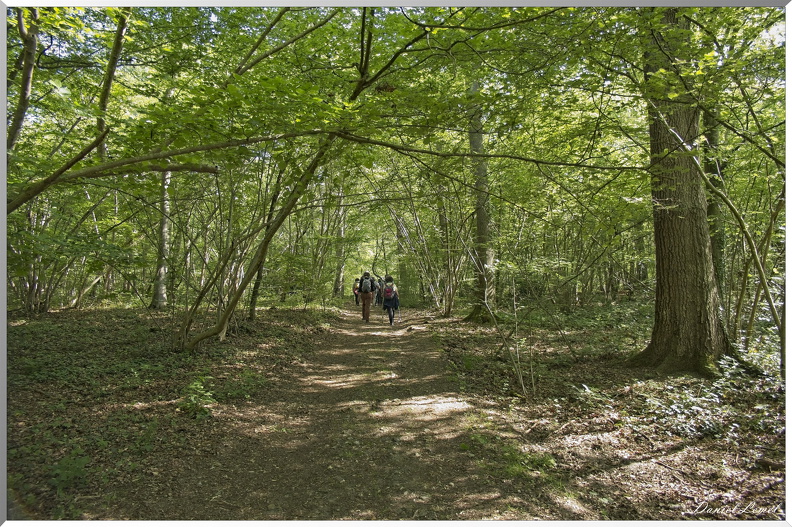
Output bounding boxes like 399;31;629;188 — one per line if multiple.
103;308;589;520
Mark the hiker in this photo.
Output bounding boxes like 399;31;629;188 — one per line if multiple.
374;276;384;306
381;275;400;326
358;271;378;322
353;278;360;306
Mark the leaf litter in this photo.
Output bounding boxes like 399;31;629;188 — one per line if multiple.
7;304;785;520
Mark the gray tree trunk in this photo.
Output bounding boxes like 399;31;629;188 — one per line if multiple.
149;171;171;309
464;80;496;323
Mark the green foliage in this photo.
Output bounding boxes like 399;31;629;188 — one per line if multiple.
642;383;729;439
49;447;91;496
637;356;784;440
177;376;216;419
501;448;557;479
212;368;269;402
460;429;557;481
7;306;345;519
5;6;783;364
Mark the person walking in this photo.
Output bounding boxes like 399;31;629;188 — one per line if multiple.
358;271;378;322
381;275;400;326
374;276;384;306
353;278;360;306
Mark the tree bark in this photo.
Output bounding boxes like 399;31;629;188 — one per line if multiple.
703;109;726;297
97;7;132;160
7;8;39;153
630;8;733;376
149;171;171;309
464;79;496;324
333;215;347;298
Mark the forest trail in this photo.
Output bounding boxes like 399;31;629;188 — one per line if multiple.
102;307;538;521
9;305;784;521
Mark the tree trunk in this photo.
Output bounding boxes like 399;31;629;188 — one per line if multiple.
438;193;457;317
630;8;733;376
464;79;496;324
7;8;39;153
248;264;265;319
333;217;346;297
703;110;726;297
97;7;132;160
149;171;171;309
183;134;336;351
395;224;411;307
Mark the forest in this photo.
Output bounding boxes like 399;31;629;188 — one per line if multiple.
6;6;786;521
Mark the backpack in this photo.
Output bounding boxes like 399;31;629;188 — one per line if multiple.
361;277;372;293
384;283;395;300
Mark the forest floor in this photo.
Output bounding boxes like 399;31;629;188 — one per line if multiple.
6;301;786;521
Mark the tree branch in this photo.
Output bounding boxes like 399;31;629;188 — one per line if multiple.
56;130;327;183
7;130;325;213
334;131;645;172
7;128;110;214
97;7;132;160
234;7;290;75
7;8;39;152
236;9;340;75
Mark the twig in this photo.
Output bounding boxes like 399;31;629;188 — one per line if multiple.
73;495;101;502
523;419;549;436
628;426;655;447
551;421;573;436
653;460;688;483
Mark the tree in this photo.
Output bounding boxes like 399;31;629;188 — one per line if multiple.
149;171;170;309
463;79;496;323
5;7;783;371
629;8;734;375
7;8;39;153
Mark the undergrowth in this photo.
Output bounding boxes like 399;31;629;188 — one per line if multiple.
442;300;784;444
7;305;339;519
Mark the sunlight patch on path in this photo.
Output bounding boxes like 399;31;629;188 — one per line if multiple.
370;394;474;442
378;394;472;416
306;369;398;390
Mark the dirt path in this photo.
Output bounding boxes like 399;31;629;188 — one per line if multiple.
9;306;785;521
103;308;527;520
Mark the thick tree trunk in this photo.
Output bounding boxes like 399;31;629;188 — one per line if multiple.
630;8;733;376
